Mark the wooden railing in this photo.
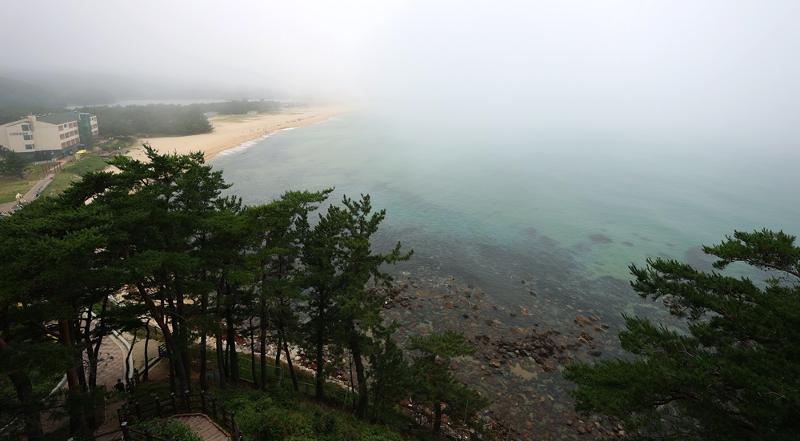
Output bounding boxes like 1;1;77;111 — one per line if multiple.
119;390;242;441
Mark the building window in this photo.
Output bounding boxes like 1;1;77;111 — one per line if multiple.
25;144;34;150
23;133;33;140
21;124;30;131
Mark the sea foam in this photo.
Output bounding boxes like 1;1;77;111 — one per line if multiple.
214;127;297;159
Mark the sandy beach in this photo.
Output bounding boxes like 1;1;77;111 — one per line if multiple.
129;106;343;162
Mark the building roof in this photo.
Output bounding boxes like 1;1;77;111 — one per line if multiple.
38;112;79;125
0;119;24;128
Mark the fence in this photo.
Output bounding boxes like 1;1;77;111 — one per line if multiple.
119;390;242;441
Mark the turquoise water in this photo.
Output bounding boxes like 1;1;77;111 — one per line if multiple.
214;113;800;326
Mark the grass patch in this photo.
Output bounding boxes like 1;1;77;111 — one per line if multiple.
0;163;54;203
129;380;413;441
224;351;357;408
42;155;108;197
216;384;410;441
134;419;201;441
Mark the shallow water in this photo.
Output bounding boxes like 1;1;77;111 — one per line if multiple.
214;113;799;326
213;113;799;439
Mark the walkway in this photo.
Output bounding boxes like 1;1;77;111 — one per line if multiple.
91;332;131;438
0;172;55;214
172;414;230;441
39;331;130;437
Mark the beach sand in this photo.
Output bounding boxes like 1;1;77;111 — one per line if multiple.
128;105;343;162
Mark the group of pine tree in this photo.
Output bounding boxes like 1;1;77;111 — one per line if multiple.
1;145;797;441
0;147;486;441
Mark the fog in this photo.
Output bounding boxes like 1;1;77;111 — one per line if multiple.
2;0;799;146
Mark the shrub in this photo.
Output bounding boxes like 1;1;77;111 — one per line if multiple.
134;419;202;441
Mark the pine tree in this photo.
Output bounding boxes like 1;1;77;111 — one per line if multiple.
0;146;25;178
0;196;117;438
566;229;800;441
245;190;331;391
331;194;412;417
408;331;488;433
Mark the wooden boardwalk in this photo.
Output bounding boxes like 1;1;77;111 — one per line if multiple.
172;414;230;441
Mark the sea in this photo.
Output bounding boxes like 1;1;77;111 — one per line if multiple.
214;112;798;323
212;112;799;439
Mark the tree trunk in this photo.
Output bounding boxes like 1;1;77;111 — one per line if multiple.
349;354;356;411
136;283;190;393
225;305;239;382
274;332;282;382
199;291;208;391
249;317;257;388
175;292;192;390
314;317;325;400
58;320;83;391
350;332;369;418
215;328;226;388
72;319;87;391
259;298;267;391
59;319;88;436
143;320;151;382
282;335;299;392
433;401;442;433
86;296;109;391
125;333;137;387
81;309;92;390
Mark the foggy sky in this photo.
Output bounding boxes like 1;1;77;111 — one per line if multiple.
2;0;799;144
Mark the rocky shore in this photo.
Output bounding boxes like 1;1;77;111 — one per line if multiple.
382;271;628;441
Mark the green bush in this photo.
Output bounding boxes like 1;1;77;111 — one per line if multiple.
216;386;410;441
134;419;202;441
311;410;337;435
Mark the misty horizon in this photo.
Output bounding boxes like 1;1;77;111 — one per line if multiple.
2;0;799;148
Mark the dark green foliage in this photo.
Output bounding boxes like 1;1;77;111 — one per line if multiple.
134;419;202;441
199;100;281;115
0;146;480;440
0;193;120;439
566;229;800;441
368;327;413;422
302;194;411;412
408;332;488;433
78;101;282;138
221;387;404;441
408;331;475;359
79;104;212;137
0;146;26;177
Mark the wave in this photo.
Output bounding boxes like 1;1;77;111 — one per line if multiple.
214;127;297;159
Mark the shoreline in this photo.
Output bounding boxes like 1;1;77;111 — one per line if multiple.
127;105;345;162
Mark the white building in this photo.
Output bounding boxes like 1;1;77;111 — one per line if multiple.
0;112;98;157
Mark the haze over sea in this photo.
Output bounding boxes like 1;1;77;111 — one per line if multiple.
215;113;800;328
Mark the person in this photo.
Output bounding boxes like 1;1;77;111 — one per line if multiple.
114;378;125;393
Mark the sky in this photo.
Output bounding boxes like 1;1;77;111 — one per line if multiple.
1;0;799;144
